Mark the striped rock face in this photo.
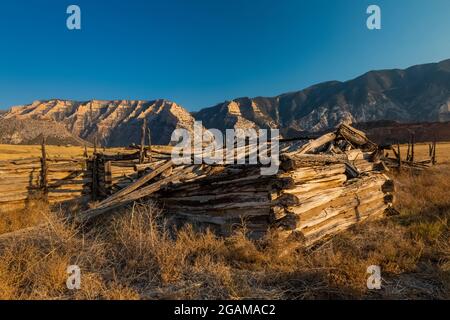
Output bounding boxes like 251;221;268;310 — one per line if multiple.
3;99;202;146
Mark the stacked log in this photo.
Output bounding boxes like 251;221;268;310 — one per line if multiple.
94;146;173;195
158;156;394;244
45;158;91;204
272;157;393;244
0;158;42;209
155;124;395;245
0;157;91;211
158;165;275;238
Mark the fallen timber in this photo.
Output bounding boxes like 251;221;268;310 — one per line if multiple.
2;122;437;245
70;123;399;245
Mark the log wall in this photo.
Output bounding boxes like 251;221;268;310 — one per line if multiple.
0;157;92;211
157;158;395;245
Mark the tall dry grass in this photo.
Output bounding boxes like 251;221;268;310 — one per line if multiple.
0;165;448;300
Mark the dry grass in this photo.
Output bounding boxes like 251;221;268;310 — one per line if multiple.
0;165;449;300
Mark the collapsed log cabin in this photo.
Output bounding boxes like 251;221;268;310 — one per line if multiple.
0;124;411;245
79;124;397;245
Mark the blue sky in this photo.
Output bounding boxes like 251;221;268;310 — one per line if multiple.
1;0;450;111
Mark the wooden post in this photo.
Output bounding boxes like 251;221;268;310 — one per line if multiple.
139;117;147;164
40;136;48;200
94;137;98;155
83;144;88;158
91;154;98;201
104;161;112;195
147;121;153;163
406;140;411;162
432;139;437;165
411;133;415;163
397;143;402;171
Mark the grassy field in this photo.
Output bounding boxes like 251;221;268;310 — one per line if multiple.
0;164;448;299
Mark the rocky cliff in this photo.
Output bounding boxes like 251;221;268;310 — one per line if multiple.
3;99;199;146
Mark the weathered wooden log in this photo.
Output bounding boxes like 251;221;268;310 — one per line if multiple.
301;203;388;244
98;152;141;162
0;193;33;203
353;159;376;173
278;164;346;182
0;158;41;165
0;163;42;170
139;117;147;164
109;161;139;167
296;192;390;230
280;174;347;195
291;132;337;155
337;123;377;151
271;173;392;220
93;160;173;208
280;154;349;171
432;140;437;165
79;165;194;221
134;160;166;172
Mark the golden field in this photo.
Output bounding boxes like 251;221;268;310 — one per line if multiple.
1;141;449;162
393;142;450;163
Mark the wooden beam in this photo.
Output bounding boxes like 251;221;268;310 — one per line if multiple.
406;135;412;162
91;154;98;201
139;117;147;164
92;160;173;208
94;136;97;155
104;161;112;194
83;145;88;158
293;132;337;155
79;164;192;222
147;120;153;163
432;139;437;165
40;136;48;199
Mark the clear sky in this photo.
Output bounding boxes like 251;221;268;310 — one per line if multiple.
1;0;450;111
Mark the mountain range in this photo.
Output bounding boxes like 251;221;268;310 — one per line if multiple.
1;59;449;146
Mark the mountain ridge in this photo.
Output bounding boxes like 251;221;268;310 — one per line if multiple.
1;58;450;146
194;58;450;136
